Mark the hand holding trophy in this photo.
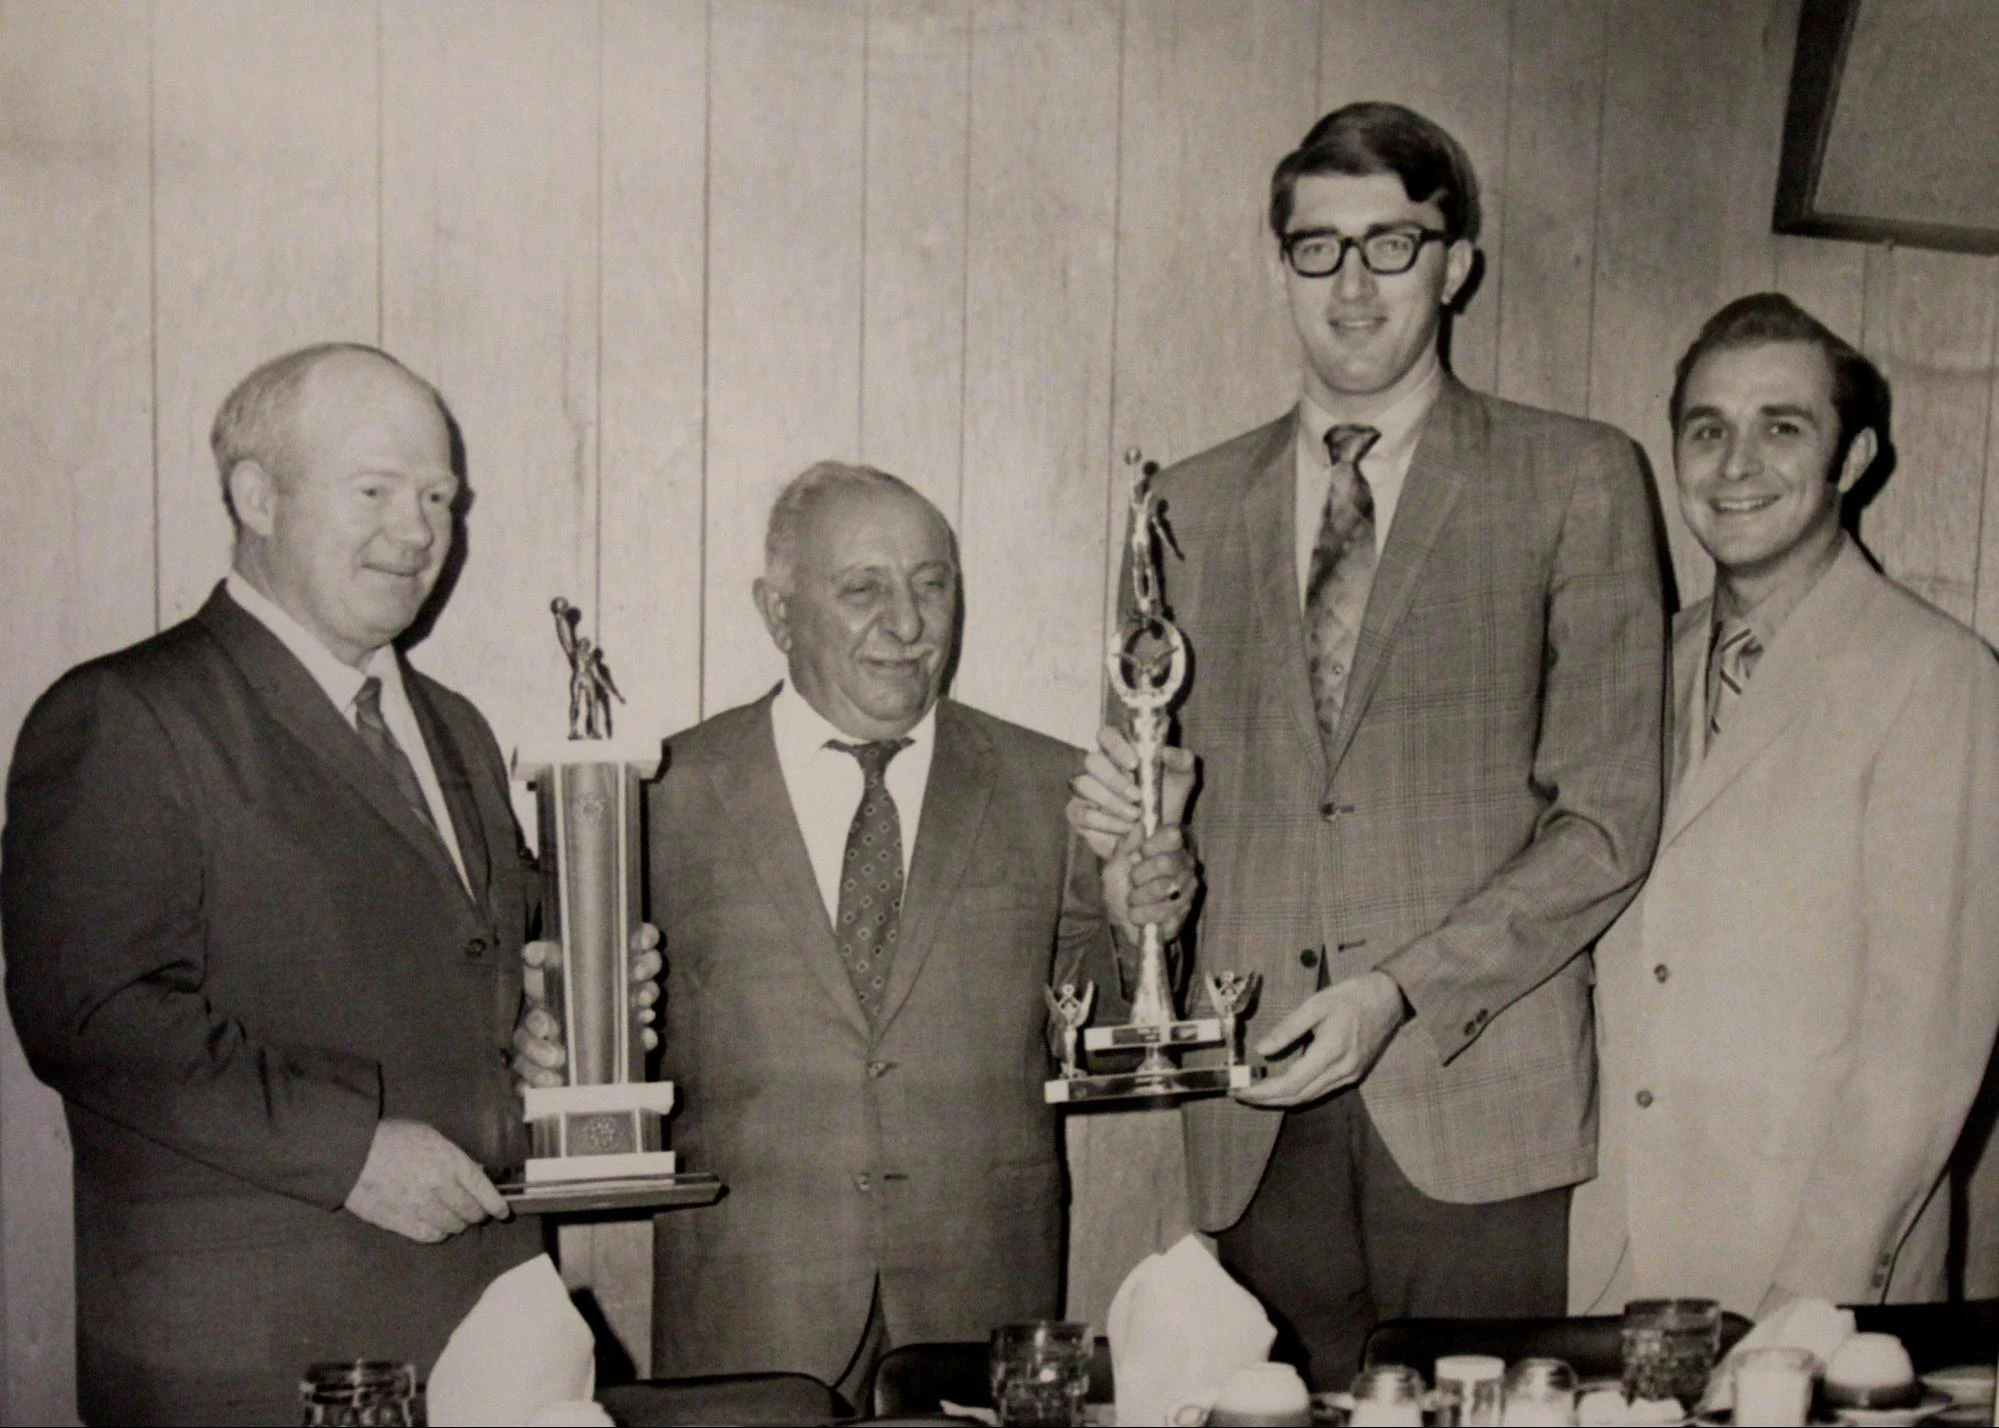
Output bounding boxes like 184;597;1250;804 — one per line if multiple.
1044;452;1263;1104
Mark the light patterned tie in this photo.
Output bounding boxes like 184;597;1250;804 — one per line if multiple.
1705;617;1764;748
829;738;912;1023
1305;423;1381;742
353;675;442;838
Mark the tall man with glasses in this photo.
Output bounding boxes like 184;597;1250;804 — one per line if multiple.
1070;102;1666;1386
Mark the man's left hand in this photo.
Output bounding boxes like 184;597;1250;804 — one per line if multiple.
1234;970;1406;1107
513;924;662;1095
1103;822;1198;946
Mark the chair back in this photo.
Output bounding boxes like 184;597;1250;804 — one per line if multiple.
1851;1298;1999;1373
597;1370;849;1425
872;1338;1115;1416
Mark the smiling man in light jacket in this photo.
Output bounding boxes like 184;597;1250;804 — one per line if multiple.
1570;293;1999;1316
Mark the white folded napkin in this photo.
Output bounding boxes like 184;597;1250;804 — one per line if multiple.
1107;1233;1277;1426
427;1253;597;1427
1699;1296;1855;1413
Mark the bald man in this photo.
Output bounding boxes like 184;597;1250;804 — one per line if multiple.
4;344;542;1424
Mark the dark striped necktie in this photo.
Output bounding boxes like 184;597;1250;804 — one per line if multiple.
1705;618;1764;749
353;675;442;838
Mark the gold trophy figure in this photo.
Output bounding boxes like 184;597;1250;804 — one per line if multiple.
500;599;719;1213
1044;452;1263;1104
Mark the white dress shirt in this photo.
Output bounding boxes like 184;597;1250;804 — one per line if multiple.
768;680;938;924
224;572;470;890
1294;363;1443;607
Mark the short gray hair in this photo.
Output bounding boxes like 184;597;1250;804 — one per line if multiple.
763;461;952;591
209;342;447;524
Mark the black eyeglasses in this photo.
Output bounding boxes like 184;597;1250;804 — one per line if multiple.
1281;226;1448;278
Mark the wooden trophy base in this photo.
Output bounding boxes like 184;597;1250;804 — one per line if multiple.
1044;1059;1261;1105
504;1081;721;1214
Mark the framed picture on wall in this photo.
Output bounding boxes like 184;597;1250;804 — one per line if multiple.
1775;0;1999;254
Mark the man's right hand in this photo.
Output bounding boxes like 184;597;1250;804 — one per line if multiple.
1066;724;1197;859
342;1118;510;1243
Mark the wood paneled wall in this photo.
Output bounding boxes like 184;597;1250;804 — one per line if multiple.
5;1;1997;1420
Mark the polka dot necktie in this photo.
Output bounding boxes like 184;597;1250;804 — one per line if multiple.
1705;617;1763;750
1305;423;1381;743
829;738;912;1023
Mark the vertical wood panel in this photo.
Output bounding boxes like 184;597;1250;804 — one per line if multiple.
1859;247;1996;624
1589;0;1795;606
600;0;709;743
861;0;971;522
702;0;867;717
1317;0;1512;394
151;0;380;625
0;9;155;1418
588;0;712;1373
1493;0;1603;416
1775;236;1867;340
381;0;600;751
955;0;1120;744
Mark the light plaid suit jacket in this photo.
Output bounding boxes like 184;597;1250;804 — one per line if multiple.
1159;378;1667;1229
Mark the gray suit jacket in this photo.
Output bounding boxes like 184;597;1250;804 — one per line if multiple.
2;587;540;1425
1159;379;1666;1228
648;693;1111;1384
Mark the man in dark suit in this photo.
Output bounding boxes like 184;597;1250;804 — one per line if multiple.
3;344;544;1424
645;462;1191;1405
1071;103;1666;1386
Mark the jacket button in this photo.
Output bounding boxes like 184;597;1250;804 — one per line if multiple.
1463;1020;1478;1037
463;936;488;959
866;1060;892;1079
1299;948;1319;969
1635;1089;1654;1108
1475;1008;1489;1024
1653;964;1670;983
854;1172;873;1192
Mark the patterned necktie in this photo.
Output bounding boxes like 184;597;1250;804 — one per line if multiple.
1305;423;1382;742
1705;617;1764;749
353;675;442;838
829;738;912;1023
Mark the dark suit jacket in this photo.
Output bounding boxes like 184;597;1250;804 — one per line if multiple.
1158;379;1666;1228
648;693;1110;1385
2;586;540;1425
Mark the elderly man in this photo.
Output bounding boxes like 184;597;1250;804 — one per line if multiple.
645;462;1189;1405
1570;294;1999;1316
2;344;544;1424
1072;101;1665;1385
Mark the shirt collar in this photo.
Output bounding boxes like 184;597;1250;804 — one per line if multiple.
1297;361;1443;472
224;570;401;716
1711;530;1848;650
770;678;938;758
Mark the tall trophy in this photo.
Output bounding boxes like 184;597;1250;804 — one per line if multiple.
1044;452;1264;1105
499;598;720;1213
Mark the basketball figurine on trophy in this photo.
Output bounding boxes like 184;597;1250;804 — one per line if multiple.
501;599;719;1212
1044;451;1264;1105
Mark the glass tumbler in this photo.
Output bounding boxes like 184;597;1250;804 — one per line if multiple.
988;1320;1092;1427
299;1360;419;1426
1620;1298;1721;1407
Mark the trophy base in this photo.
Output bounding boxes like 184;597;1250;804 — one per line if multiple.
1043;1061;1263;1105
496;1170;724;1216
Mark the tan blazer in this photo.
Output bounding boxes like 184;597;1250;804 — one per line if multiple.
1571;542;1999;1313
1158;378;1667;1228
648;693;1112;1385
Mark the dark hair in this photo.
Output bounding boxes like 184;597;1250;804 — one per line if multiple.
1269;102;1481;244
1669;293;1889;470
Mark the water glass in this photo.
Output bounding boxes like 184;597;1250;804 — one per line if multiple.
1620;1298;1721;1406
1435;1353;1506;1426
299;1360;418;1426
988;1321;1091;1427
1501;1358;1577;1427
1347;1365;1426;1427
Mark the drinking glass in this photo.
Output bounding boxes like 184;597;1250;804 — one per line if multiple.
299;1360;418;1426
988;1321;1091;1427
1620;1298;1721;1406
1501;1358;1577;1427
1732;1346;1818;1426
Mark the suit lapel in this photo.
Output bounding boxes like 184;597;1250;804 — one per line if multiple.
198;587;477;913
706;696;870;1038
1659;543;1873;848
877;701;995;1033
1244;410;1330;782
1322;378;1474;774
406;671;491;916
